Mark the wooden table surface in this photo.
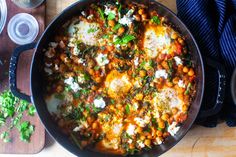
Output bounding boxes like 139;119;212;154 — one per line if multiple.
2;0;235;157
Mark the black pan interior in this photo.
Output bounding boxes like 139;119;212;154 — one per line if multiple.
30;0;204;156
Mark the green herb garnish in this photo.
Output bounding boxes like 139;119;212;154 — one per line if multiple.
107;13;116;20
98;8;105;21
113;23;122;31
151;16;161;25
114;34;136;45
28;106;36;116
0;131;11;143
17;121;34;143
87;28;98;33
125;104;130;114
184;83;192;95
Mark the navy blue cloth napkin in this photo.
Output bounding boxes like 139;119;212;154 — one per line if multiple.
176;0;236;127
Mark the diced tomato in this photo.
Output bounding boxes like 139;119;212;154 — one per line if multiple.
175;43;182;55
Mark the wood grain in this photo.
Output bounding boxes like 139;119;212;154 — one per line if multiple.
0;0;45;154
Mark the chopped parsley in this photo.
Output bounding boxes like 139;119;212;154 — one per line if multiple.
184;83;192;95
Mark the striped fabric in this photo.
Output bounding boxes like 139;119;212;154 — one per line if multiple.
177;0;236;127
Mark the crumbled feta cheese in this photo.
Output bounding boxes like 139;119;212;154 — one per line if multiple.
81;11;86;17
178;80;186;88
55;64;59;70
174;56;183;65
87;14;94;20
134;57;139;66
73;120;88;132
168;122;180;136
134;117;146;127
104;5;117;15
137;140;145;148
95;53;109;66
113;123;123;135
94;97;106;108
133;102;139;110
45;62;52;67
73;45;80;56
44;67;53;75
126;9;134;16
49;42;58;48
78;58;85;64
155;69;168;79
126;124;136;136
45;49;55;58
119;15;133;26
64;77;81;92
127;139;133;144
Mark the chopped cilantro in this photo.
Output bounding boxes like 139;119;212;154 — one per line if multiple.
114;34;136;45
110;99;115;104
125;104;130;114
113;23;122;31
17;121;34;143
0;131;11;143
28;105;36;116
87;28;98;33
98;8;105;21
102;34;109;39
94;66;100;71
184;83;192;95
10;113;23;129
107;13;116;20
151;16;161;25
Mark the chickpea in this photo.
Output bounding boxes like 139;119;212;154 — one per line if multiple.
188;68;195;76
60;53;67;61
173;77;179;84
135;93;144;101
171;32;178;40
140;135;145;141
92;122;98;129
106;45;114;51
95;77;102;83
133;14;141;21
144;139;151;146
182;104;189;112
177;87;185;94
161;61;169;69
138;8;145;15
91;85;97;91
139;70;147;77
178;37;185;45
171;107;179;115
108;20;115;27
156;130;163;137
161;113;170;121
118;27;125;36
88;69;95;75
141;14;148;21
183;66;189;73
166;81;174;87
158;120;165;129
135;127;142;134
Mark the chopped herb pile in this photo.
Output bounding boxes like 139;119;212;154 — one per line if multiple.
0;90;36;143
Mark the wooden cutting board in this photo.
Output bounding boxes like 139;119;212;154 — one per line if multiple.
0;0;45;154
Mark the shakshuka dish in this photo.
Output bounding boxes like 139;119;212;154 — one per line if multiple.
43;0;196;155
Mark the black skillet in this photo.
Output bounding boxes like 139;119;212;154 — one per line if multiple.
9;0;226;156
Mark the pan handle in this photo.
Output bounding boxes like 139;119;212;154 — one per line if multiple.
9;43;36;103
198;57;226;118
